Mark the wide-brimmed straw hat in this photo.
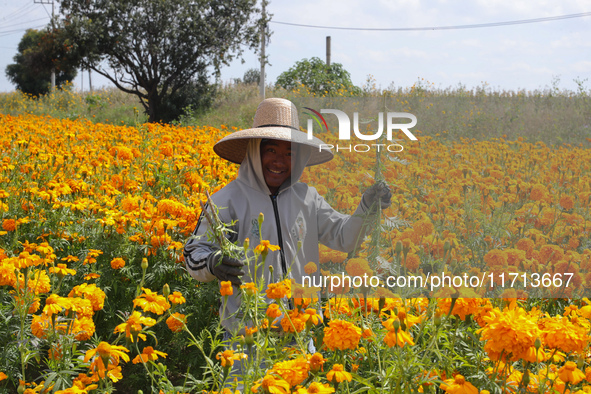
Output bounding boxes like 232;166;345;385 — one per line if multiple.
213;98;333;166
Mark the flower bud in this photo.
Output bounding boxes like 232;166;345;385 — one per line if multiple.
534;337;542;351
394;241;403;255
141;258;148;271
522;369;530;387
243;238;249;250
163;283;170;298
258;212;264;228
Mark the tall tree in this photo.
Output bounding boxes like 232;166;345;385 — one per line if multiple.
58;0;267;122
6;28;78;96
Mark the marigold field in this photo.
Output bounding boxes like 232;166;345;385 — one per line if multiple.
1;101;591;394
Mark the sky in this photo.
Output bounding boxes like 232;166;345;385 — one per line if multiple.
0;0;590;94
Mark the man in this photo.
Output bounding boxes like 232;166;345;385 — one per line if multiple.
183;98;391;332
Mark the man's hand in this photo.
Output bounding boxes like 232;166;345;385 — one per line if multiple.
208;254;244;286
361;181;392;211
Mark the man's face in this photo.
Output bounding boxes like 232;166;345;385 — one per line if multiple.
260;139;292;194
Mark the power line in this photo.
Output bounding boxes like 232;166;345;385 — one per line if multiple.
270;11;591;31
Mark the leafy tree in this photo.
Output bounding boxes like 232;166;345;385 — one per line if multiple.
242;68;261;85
6;28;78;96
275;57;361;96
57;0;268;123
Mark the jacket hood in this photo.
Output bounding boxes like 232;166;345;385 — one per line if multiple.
237;138;313;195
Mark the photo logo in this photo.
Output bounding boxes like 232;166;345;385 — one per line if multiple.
304;108;418;153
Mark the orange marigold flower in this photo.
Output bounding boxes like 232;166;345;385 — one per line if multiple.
326;364;352;383
558;361;585;385
440;374;478;394
69;283;106;311
308;352;326;372
133;287;170;315
345;258;373;277
300;308;321;326
220;281;233;296
280;309;306;333
216;350;246;368
559;195;575;210
383;329;414;348
132;346;167;364
72;316;96;341
43;294;71;316
266;279;292;299
0;372;6;381
168;291;186;305
240;282;257;295
254;240;280;256
295;382;335;394
2;219;16;232
251;375;290;394
110;257;125;270
49;263;76;278
166;313;186;333
266;303;282;319
529;184;548;201
304;262;318;274
323;320;362;351
271;356;310;387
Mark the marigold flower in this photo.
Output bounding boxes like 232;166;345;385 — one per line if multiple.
216;349;246;368
133;287;170;314
220;281;233;296
2;219;16;232
345;258;373;277
440;374;478;394
304;262;318;274
300;308;321;326
49;263;77;278
0;372;7;381
168;291;186;305
110;257;125;270
558;361;585;384
271;356;310;387
251;374;290;394
114;310;156;341
559;195;575;210
383;329;414;348
326;364;352;383
166;312;186;333
254;240;280;256
69;283;106;311
323;320;362;351
266;279;291;299
295;382;335;394
132;346;167;364
240;282;257;295
266;303;282;319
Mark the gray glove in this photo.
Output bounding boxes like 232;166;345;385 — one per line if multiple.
361;181;392;211
208;254;244;286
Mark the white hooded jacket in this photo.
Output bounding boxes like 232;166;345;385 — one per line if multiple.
184;138;370;331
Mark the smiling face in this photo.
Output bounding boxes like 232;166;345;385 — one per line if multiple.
260;139;292;195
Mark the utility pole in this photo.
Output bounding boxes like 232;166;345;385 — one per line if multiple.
259;1;266;99
326;36;331;66
35;0;55;90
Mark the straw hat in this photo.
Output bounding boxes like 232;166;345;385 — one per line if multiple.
213;98;333;166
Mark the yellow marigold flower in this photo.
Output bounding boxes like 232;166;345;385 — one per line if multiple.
280;309;306;333
132;346;167;364
49;263;76;278
271;356;310;387
31;313;51;339
220;281;233;296
529;183;548;201
166;313;186;333
383;329;414;348
323;320;362;351
43;294;71;316
254;240;280;256
266;279;291;299
539;315;589;354
168;291;186;305
110;257;125;270
85;342;129;381
133;287;170;315
61;255;79;263
114;310;156;341
558;361;586;384
440;374;478;394
326;364;352;383
295;382;335;394
304;262;318;274
69;283;106;311
216;349;246;368
84;273;100;281
251;375;290;394
72;316;95;341
27;269;51;295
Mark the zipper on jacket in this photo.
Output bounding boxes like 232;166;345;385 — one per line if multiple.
270;194;288;278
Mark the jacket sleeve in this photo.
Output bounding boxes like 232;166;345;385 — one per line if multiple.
315;190;370;254
183;203;238;283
